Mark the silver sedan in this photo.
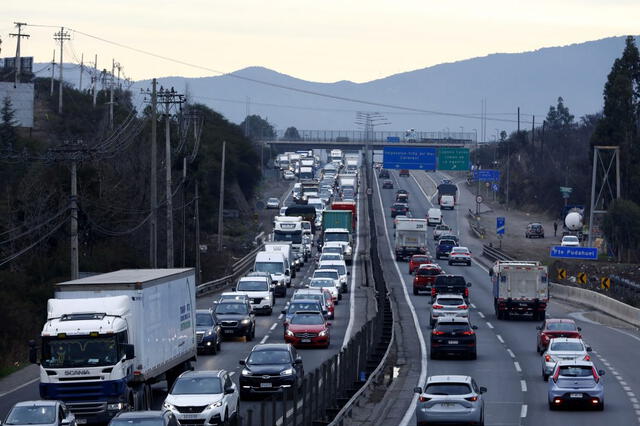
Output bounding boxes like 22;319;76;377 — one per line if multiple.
414;375;486;425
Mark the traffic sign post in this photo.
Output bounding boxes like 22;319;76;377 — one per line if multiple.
496;217;505;235
549;246;598;260
437;147;470;170
473;169;501;182
383;147;436;170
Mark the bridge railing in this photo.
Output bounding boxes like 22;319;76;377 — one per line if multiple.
259;129;476;143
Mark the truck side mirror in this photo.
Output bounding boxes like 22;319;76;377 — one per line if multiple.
285;270;290;276
122;344;135;360
28;340;39;365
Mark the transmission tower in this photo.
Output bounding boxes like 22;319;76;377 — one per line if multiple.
588;146;621;248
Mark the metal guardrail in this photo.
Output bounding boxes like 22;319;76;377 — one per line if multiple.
482;244;515;262
195;244;264;296
468;209;486;239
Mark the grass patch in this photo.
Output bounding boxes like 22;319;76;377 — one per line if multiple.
0;361;27;379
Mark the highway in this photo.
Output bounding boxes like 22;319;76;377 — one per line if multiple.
372;167;640;425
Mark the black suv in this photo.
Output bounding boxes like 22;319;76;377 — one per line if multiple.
378;169;390;178
239;343;304;399
432;274;471;300
195;309;222;354
430;317;478;359
212;299;256;341
435;239;457;259
525;222;545;238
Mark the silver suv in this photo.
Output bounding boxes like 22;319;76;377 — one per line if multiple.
414;375;486;425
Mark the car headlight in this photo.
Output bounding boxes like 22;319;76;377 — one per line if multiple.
107;403;124;411
319;329;328;337
345;247;352;254
241;319;251;325
206;400;223;409
285;329;294;337
264;294;271;301
280;368;294;376
162;402;175;410
206;329;214;336
241;368;252;376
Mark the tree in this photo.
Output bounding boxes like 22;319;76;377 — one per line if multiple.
592;36;640;203
602;199;640;262
239;114;276;139
283;126;301;140
0;95;18;147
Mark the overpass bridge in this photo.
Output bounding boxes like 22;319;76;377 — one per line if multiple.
257;129;476;149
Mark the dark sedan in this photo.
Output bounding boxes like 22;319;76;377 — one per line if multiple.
391;203;409;218
212;300;256;341
196;309;221;354
239;344;304;399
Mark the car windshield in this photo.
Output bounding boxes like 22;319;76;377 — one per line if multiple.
237;280;269;291
558;366;593;377
547;323;577;331
302;223;311;230
436;225;450;231
293;293;323;303
268;198;279;203
309;279;334;288
324;233;349;242
5;406;56;425
392;204;406;209
288;302;321;313
322;265;346;275
424;383;471;396
439;240;456;246
110;418;164;426
417;268;440;276
196;313;214;327
315;271;338;279
436;323;471;333
550;342;584;352
248;349;291;365
171;376;222;395
412;256;430;262
437;298;464;306
214;303;248;315
320;254;342;261
452;249;469;254
255;261;284;274
323;247;342;254
290;314;324;325
564;236;579;242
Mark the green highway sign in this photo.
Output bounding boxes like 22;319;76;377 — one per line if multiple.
438;148;470;170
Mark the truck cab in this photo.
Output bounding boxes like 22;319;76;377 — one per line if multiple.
322;228;353;264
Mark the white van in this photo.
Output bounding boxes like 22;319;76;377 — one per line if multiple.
427;208;443;226
253;251;290;293
439;195;455;210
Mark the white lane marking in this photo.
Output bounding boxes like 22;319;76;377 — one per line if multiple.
0;377;40;398
377;171;428;426
520;404;528;418
410;173;434;208
514;362;522;373
628;391;636;397
520;380;527;392
270;323;277;331
507;349;516;359
600;357;608;362
496;334;504;344
624;386;632;391
260;335;269;344
477;312;485;319
621;381;628;386
281;182;295;204
606;326;640;344
342;187;362;348
486;322;494;329
631;397;638;403
278;313;284;320
470;303;477;308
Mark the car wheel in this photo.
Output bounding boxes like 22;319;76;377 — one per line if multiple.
240;390;251;400
596;402;604;411
469;351;477;360
538;311;546;321
542;372;549;381
548;401;556;410
413;288;419;295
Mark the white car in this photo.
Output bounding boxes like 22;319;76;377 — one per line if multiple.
448;247;472;266
234;276;273;315
312;269;342;300
283;170;296;180
433;224;452;240
163;370;239;426
561;235;580;247
430;294;469;327
318;260;349;293
308;277;340;303
266;197;280;209
541;338;592;381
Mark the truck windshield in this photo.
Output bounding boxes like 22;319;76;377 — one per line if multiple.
41;335;120;368
324;233;348;242
255;262;284;274
274;230;302;244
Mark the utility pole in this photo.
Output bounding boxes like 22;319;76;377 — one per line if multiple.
143;78;159;267
181;157;187;267
9;22;29;85
194;182;201;284
531;115;535;144
109;59;115;129
70;156;79;280
517;107;520;133
217;140;226;252
54;27;70;114
506;134;510;210
78;53;84;91
50;50;56;96
92;54;98;108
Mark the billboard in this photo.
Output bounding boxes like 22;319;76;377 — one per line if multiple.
0;82;34;128
382;146;436;170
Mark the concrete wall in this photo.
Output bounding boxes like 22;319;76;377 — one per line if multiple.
550;282;640;328
0;82;34;128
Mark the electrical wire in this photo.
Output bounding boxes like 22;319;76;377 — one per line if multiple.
0;206;69;240
0;218;66;267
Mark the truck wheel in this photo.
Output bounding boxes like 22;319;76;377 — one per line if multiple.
538;311;546;321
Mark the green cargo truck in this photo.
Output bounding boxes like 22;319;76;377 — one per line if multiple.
322;210;353;233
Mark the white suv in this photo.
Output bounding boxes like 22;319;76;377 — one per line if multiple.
163;370;239;426
318;260;349;293
235;276;274;315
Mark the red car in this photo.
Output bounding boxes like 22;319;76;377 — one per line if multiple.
412;264;443;295
536;319;582;353
409;255;432;274
284;311;331;348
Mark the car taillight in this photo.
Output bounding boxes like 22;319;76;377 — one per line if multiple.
465;396;478;402
583;355;591;361
541;334;550;342
418;395;430;402
464;288;469;297
458;305;468;309
544;354;552;362
592;366;600;383
462;330;475;335
552;368;560;383
433;304;443;309
432;330;445;335
431;288;436;296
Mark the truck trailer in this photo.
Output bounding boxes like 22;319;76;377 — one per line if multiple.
490;260;549;320
394;219;428;260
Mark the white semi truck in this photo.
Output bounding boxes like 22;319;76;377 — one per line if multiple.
30;269;197;423
490;260;549;320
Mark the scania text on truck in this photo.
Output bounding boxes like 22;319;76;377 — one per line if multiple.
30;269;197;424
394;218;428;260
490;260;549;320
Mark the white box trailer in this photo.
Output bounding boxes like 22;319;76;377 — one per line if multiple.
490;260;549;320
33;269;197;423
394;219;428;260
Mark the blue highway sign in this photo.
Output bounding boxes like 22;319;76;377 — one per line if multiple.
473;169;501;181
383;146;436;170
496;216;505;235
550;246;598;260
491;183;499;192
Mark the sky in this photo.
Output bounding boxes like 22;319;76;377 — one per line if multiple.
3;0;640;83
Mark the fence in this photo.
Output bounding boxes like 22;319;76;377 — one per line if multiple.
196;244;264;296
481;244;513;262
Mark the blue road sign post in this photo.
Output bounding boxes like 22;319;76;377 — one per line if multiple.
550;246;598;260
473;169;501;181
383;146;437;170
491;183;499;192
496;217;505;235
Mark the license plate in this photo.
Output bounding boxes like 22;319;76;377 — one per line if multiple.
439;402;456;408
260;382;272;388
301;338;311;343
224;329;234;334
181;414;199;420
76;419;87;424
570;393;583;398
448;340;459;345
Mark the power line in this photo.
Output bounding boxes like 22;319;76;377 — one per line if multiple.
0;206;69;245
0;218;66;267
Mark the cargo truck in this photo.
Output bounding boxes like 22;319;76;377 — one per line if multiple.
272;217;303;271
30;269;197;423
331;201;357;230
490;260;549;320
322;210;353;233
394;219;428;260
437;183;458;205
